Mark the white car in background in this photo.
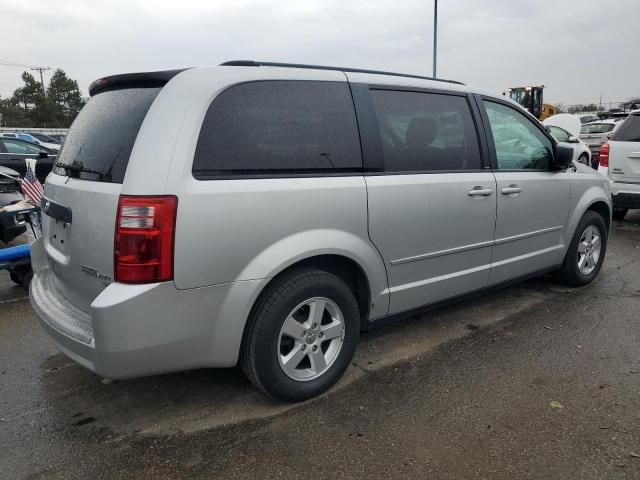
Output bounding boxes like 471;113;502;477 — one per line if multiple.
598;111;640;219
543;114;592;167
577;113;600;125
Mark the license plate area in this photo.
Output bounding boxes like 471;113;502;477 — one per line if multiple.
48;218;71;255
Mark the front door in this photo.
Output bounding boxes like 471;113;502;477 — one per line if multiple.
361;87;497;314
479;99;571;285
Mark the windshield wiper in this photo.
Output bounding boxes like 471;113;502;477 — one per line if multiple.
55;162;106;180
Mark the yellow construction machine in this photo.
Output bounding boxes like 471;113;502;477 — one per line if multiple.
506;85;558;120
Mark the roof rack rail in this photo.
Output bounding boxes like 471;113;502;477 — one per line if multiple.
220;60;465;86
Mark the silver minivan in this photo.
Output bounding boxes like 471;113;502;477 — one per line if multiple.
30;61;611;401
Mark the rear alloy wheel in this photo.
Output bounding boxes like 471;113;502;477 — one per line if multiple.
612;207;628;220
241;269;360;402
557;211;607;286
278;297;345;382
577;153;590;166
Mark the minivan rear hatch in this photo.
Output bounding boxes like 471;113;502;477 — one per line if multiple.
609;113;640;183
42;73;179;312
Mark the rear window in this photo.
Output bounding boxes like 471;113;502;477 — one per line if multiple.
612;115;640;142
54;87;160;183
580;123;614;134
192;81;362;178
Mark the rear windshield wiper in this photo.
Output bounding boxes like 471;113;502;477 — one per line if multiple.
55;162;106;180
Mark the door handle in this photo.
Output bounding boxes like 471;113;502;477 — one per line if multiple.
468;187;494;197
501;185;522;195
628;152;640;159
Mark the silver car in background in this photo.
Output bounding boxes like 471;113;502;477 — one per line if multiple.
30;61;612;401
579;119;624;164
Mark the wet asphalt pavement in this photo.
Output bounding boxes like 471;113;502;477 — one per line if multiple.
1;214;639;479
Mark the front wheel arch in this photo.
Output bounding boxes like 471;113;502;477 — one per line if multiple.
586;201;611;233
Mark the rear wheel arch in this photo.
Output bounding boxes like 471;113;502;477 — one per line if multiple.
245;254;372;335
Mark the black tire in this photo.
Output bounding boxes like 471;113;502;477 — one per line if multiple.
9;270;21;285
20;267;33;291
557;211;607;286
612;207;628;220
241;269;360;402
9;265;32;290
577;153;590;166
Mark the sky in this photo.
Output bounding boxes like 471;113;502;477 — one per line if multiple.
0;0;637;107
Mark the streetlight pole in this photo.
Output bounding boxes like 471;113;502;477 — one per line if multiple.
433;0;438;78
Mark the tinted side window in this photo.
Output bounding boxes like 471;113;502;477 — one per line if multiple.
193;81;362;177
369;90;481;172
483;101;552;170
613;115;640;142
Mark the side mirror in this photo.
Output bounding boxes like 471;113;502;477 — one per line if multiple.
38;151;48;158
553;144;574;169
568;136;580;144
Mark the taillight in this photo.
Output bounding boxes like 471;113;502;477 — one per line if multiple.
599;142;610;167
114;195;177;284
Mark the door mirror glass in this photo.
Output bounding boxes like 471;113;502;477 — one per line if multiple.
38;150;49;158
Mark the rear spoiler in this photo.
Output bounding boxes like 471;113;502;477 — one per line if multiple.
88;69;189;96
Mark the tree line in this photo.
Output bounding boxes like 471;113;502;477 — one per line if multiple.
0;69;85;128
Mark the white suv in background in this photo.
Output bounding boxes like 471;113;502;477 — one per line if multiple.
599;111;640;219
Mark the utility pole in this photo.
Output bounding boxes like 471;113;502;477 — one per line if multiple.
433;0;438;78
30;66;50;92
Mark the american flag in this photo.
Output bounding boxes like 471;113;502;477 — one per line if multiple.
20;165;44;204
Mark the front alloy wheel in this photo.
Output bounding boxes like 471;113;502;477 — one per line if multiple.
577;225;602;275
557;211;607;286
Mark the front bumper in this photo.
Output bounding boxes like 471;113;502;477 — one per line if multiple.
30;264;268;379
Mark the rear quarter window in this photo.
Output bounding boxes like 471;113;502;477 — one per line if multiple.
192;81;362;178
54;87;161;183
612;115;640;142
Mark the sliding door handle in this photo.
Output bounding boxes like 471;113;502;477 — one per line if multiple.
501;185;522;195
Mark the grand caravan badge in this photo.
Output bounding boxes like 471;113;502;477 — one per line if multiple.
80;265;112;284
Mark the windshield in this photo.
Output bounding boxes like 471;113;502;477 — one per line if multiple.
54;87;160;183
580;123;615;134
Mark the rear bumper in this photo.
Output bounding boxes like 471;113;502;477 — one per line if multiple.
610;181;640;209
30;265;268;379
